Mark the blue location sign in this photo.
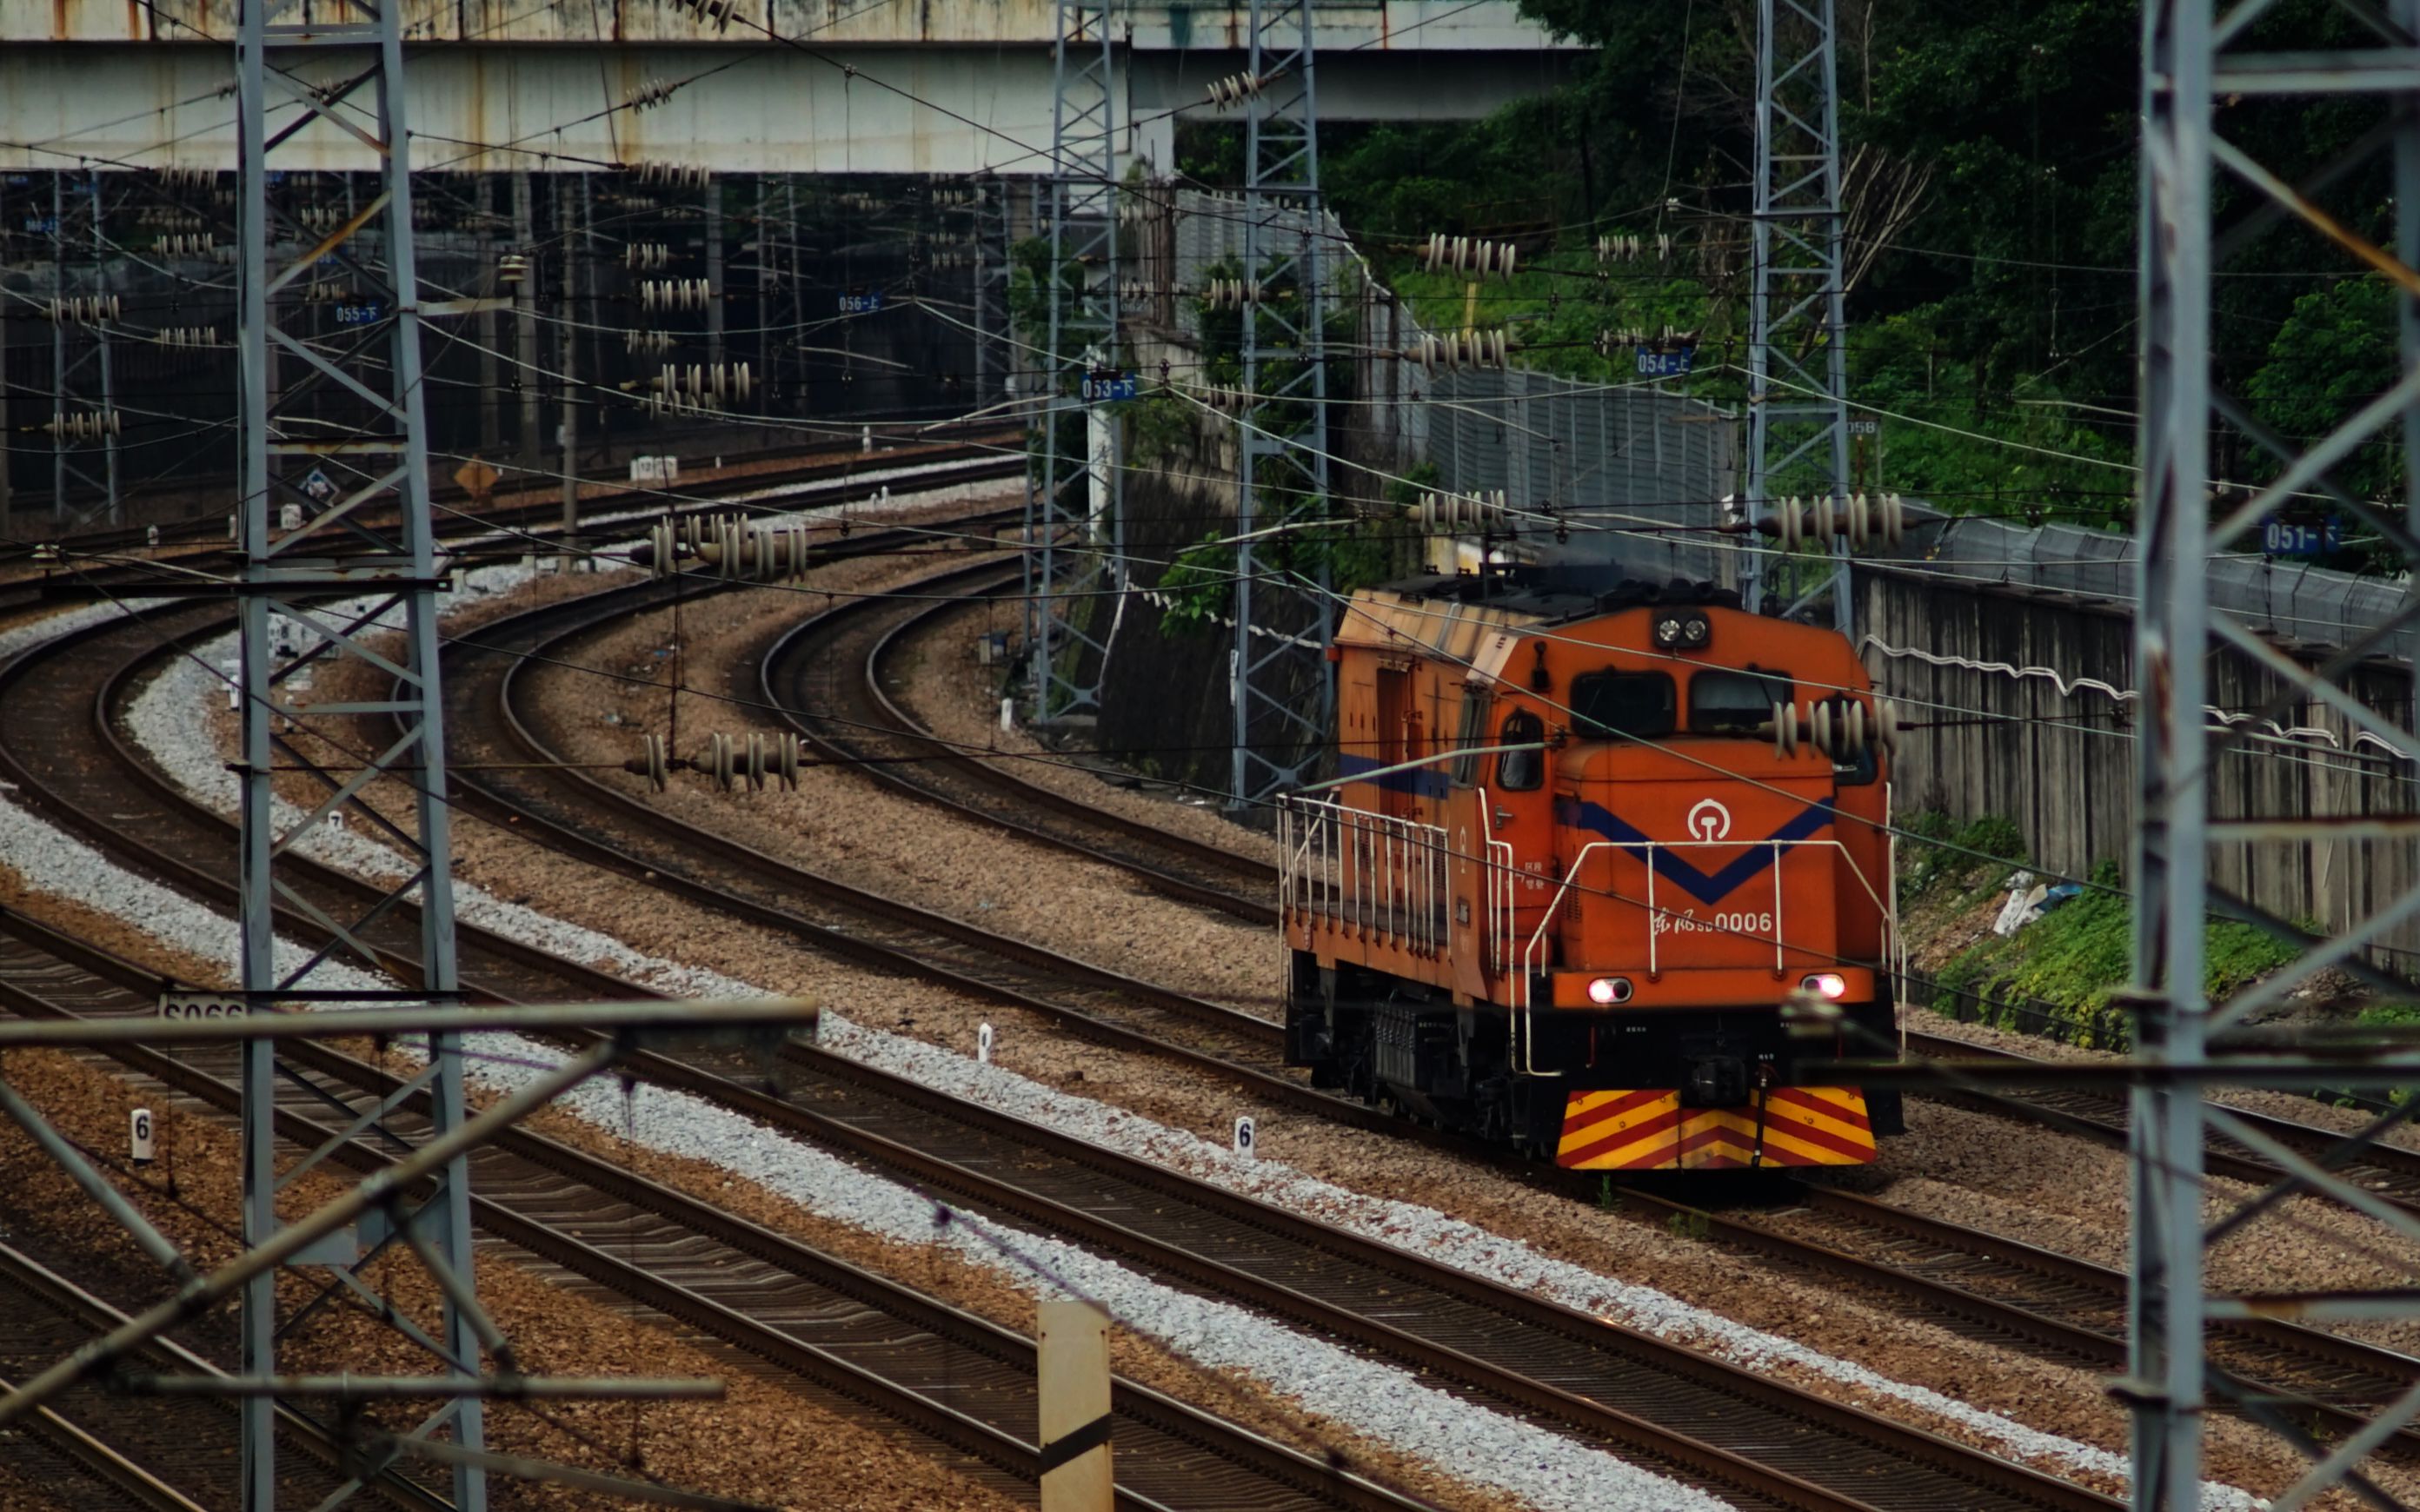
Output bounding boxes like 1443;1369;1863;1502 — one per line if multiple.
1634;346;1695;377
333;302;386;326
2261;516;2341;556
1080;371;1138;402
838;291;886;314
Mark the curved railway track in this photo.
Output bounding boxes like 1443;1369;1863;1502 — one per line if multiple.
0;425;1018;573
758;554;2420;1458
0;514;2370;1507
760;557;1277;923
433;562;2127;1510
0;839;2111;1512
0;912;1420;1512
452;550;1363;1124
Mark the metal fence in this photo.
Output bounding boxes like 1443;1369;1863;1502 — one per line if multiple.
1169;189;1738;585
1876;507;2419;664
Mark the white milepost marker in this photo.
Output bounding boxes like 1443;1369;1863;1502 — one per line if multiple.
977;1023;994;1064
130;1108;155;1165
1233;1115;1256;1159
1001;698;1014;733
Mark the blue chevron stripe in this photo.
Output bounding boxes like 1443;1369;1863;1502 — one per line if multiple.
1553;796;1838;905
1333;753;1455;801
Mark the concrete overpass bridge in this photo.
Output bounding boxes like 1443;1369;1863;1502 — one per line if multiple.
0;1;1579;176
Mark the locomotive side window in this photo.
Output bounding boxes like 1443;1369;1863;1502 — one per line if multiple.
1450;691;1493;786
1569;672;1676;740
1497;710;1545;790
1689;668;1792;735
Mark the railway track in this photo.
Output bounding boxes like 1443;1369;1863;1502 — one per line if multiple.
0;1240;347;1512
449;551;1369;1126
0;863;2113;1512
0;428;1019;618
0;912;1422;1512
0;507;2337;1506
760;558;1277;923
0;425;1017;574
771;557;2420;1456
421;560;2129;1510
0;963;452;1512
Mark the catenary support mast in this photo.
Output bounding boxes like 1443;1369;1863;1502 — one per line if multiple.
232;0;482;1500
1743;0;1852;628
1227;0;1335;806
2130;3;2420;1508
1024;0;1124;726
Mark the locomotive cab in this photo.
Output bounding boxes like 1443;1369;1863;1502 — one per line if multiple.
1280;575;1905;1171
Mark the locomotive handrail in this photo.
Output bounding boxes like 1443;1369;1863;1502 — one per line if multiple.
1277;796;1450;958
1479;788;1515;977
1513;841;1616;1076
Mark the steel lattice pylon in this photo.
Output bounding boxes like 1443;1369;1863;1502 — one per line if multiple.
973;175;1015;419
1024;0;1123;726
1743;0;1852;628
232;0;482;1502
48;169;121;525
2131;4;2420;1508
1228;0;1333;806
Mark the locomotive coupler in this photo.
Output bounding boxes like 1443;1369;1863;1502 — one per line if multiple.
1683;1054;1749;1107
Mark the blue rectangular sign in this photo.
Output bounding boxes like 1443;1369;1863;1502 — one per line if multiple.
837;291;886;314
333;302;385;326
1080;372;1139;403
1634;346;1695;377
2261;516;2341;556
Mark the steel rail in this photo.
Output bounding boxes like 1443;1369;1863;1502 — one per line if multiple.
0;424;1021;573
0;899;2106;1512
0;925;1424;1512
753;559;2420;1462
758;557;1280;923
0;508;2195;1511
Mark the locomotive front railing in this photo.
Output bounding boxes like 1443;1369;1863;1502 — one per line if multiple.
1278;796;1452;958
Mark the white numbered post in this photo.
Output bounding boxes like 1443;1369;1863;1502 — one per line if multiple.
1233;1116;1256;1159
977;1023;994;1064
1000;698;1014;733
156;993;248;1020
130;1108;155;1165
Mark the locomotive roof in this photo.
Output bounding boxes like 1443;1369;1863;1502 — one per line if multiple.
1367;572;1743;626
1338;573;1752;674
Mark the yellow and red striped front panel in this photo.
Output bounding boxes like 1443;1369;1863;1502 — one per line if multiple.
1556;1086;1878;1170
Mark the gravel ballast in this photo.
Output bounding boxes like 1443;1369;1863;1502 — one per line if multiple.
57;539;2342;1500
7;553;1753;1509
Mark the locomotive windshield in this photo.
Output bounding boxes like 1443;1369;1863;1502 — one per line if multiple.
1569;672;1676;741
1689;668;1792;735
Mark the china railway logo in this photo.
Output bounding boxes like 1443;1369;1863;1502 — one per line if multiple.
1686;799;1732;844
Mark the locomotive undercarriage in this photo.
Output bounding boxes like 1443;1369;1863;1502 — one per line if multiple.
1286;952;1905;1156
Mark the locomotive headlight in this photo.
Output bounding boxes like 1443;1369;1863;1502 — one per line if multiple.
1586;976;1635;1005
1801;972;1848;1000
1653;613;1712;650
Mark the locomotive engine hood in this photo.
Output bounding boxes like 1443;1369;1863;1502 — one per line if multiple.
1546;742;1862;1006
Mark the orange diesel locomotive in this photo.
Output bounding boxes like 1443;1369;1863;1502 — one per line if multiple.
1278;575;1904;1171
